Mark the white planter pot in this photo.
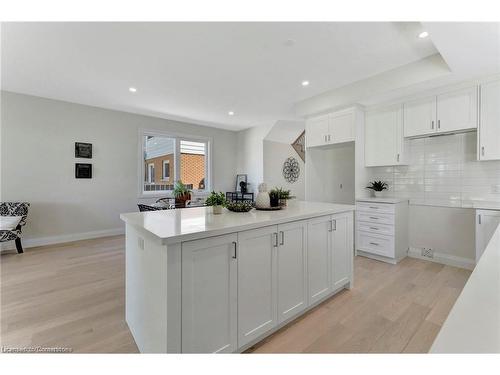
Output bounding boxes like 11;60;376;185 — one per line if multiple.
374;191;383;198
212;205;222;214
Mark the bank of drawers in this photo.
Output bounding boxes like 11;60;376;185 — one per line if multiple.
356;202;396;258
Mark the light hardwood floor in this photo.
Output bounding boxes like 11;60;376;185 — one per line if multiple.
1;236;471;353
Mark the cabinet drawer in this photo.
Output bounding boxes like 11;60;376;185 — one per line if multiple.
357;232;395;258
356;202;395;214
357;221;394;236
356;211;395;226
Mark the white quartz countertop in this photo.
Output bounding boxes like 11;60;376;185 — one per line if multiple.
356;197;409;204
120;201;355;244
430;221;500;353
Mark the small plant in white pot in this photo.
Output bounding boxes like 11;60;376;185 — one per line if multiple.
366;180;388;198
205;191;226;214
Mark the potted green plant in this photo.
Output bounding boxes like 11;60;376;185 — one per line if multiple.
269;189;280;207
173;180;192;208
205;191;226;214
366;180;388;198
272;187;292;207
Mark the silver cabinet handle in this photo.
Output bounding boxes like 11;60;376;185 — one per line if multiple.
369;206;379;209
481;146;485;157
478;215;482;225
369;216;379;220
273;232;278;247
324;135;327;142
332;219;337;231
279;231;284;246
431;120;434;129
232;241;237;259
369;227;379;230
369;242;379;246
328;134;331;142
328;220;333;232
437;119;441;129
397;153;400;162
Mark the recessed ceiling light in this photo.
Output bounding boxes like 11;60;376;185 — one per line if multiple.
301;80;310;87
228;111;235;116
129;87;137;93
418;31;429;39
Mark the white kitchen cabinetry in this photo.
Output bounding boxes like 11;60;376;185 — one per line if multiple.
308;212;353;303
356;199;409;264
237;226;277;347
276;220;308;323
331;213;352;290
478;79;500;161
182;233;238;353
403;86;478;138
365;104;406;167
305;113;330;148
475;209;500;263
307;215;332;303
305;107;357;148
403;96;436;137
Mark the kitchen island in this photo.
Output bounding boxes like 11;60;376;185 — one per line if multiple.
120;201;355;353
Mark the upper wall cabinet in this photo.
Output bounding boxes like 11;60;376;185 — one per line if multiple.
403;96;436;137
403;86;478;138
479;79;500;161
305;108;356;148
365;104;407;167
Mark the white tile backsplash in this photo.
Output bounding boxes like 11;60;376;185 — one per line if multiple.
366;132;500;208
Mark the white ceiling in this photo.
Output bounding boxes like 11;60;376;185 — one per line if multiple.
1;22;439;131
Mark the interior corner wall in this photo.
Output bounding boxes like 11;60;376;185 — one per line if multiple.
263;140;305;200
0;91;238;247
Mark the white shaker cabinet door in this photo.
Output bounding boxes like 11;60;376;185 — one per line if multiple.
182;233;238;353
329;110;355;144
365;105;405;166
437;86;478;133
403;96;436;137
276;220;308;323
307;215;332;304
331;212;353;290
237;225;278;347
479;79;500;161
475;210;500;263
306;113;329;148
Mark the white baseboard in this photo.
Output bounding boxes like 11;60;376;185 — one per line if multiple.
407;247;475;270
0;227;125;253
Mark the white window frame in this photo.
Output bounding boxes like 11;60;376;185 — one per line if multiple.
138;129;212;198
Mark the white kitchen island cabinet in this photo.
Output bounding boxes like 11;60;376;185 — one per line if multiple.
120;201;355;353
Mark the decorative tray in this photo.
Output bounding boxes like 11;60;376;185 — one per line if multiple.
255;206;282;211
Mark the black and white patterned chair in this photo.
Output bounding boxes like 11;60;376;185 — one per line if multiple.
0;202;30;253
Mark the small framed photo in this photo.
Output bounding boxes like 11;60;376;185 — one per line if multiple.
75;142;92;158
235;174;247;192
75;163;92;179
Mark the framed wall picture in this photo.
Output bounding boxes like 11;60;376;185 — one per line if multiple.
235;174;247;193
75;163;92;179
75;142;92;158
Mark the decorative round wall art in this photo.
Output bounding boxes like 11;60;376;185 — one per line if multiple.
282;157;300;183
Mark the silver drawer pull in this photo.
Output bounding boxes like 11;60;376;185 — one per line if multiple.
369;242;379;246
369;217;379;220
369;227;379;230
369;206;379;209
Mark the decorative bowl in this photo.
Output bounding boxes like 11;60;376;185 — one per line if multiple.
226;201;254;213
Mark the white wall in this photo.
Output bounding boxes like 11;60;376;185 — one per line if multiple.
0;92;238;247
263;140;305;200
236;123;273;194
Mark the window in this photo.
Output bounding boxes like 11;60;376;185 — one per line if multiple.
140;131;210;196
162;160;170;180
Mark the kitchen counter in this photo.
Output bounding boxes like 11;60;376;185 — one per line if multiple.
430;221;500;353
121;200;355;353
120;200;355;245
